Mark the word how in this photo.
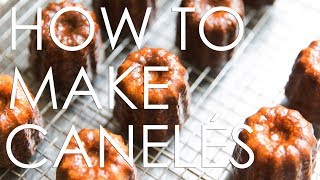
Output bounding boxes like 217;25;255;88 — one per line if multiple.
12;7;244;52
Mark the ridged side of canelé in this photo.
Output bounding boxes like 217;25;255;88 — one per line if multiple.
0;75;44;168
113;48;190;145
29;1;104;96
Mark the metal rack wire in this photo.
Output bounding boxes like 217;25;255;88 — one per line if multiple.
0;0;320;179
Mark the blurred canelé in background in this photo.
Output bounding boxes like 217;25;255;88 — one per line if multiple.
93;0;156;39
176;0;245;70
285;40;320;138
243;0;276;8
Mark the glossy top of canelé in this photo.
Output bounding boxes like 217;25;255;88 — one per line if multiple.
117;48;189;107
42;1;99;48
240;106;317;163
57;129;135;180
295;41;320;83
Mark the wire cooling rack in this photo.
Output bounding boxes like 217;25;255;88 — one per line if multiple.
0;0;320;179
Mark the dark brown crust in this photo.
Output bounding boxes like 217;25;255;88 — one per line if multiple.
0;75;44;168
56;129;136;180
29;1;104;96
232;106;317;180
113;48;190;145
176;0;245;70
93;0;156;39
285;41;320;137
243;0;275;7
